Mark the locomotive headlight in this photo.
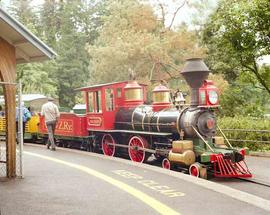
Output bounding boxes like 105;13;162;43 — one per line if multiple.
208;90;218;104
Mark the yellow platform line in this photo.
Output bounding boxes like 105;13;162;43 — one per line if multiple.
25;151;181;215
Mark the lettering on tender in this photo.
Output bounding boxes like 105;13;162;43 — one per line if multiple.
57;120;73;131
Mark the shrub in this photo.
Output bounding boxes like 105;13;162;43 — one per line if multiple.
217;116;270;151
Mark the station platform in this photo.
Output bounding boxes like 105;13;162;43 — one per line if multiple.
0;144;270;215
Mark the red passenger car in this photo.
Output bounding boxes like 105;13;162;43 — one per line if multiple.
39;113;89;149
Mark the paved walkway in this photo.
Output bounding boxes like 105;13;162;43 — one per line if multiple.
0;144;270;215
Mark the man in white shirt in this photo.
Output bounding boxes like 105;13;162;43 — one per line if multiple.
41;97;60;151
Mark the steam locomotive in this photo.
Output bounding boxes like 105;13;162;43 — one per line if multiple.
38;58;251;179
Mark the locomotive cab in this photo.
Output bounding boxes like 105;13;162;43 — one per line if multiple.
77;81;147;131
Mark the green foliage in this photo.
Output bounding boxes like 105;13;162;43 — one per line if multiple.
218;116;270;151
3;0;208;107
38;0;103;107
218;74;270;117
203;0;270;94
5;0;103;108
17;62;57;96
87;0;205;88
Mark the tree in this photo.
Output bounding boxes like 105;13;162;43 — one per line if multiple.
203;0;270;94
8;0;38;32
3;0;104;108
6;0;58;97
87;0;205;89
49;0;102;107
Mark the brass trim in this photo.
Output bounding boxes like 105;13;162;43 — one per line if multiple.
125;88;142;101
147;111;152;132
156;109;165;132
142;113;146;131
131;108;136;130
217;125;233;148
156;112;160;132
176;114;181;135
192;125;214;152
153;91;170;103
176;107;188;135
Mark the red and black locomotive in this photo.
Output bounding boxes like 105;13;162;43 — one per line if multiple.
39;58;252;179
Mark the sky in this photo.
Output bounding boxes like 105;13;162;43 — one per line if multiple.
1;0;212;28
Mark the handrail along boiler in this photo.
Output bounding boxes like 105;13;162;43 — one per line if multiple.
39;58;252;179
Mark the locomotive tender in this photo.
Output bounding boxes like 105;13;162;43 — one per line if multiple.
39;58;252;179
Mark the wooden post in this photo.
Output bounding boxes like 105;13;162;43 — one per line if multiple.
0;38;17;178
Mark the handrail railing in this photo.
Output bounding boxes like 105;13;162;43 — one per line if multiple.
221;128;270;133
217;128;270;145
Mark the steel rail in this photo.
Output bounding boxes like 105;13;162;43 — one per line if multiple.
237;178;270;188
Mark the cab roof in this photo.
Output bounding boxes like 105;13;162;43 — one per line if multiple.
76;81;147;91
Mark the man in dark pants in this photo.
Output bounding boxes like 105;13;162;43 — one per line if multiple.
41;97;60;151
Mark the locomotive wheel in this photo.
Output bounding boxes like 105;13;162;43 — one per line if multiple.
189;163;201;177
162;158;171;170
101;134;116;157
128;136;149;163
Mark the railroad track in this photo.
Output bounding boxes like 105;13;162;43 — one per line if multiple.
238;178;270;188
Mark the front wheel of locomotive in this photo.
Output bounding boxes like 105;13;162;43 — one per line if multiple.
189;162;207;179
128;136;149;163
101;134;116;157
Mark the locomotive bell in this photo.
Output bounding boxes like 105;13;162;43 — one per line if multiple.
181;58;210;106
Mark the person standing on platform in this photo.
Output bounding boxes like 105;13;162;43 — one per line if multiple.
41;97;60;151
16;102;32;142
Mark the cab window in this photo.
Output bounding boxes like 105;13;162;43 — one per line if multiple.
117;88;122;98
105;88;114;111
95;91;102;113
88;91;102;113
88;92;94;113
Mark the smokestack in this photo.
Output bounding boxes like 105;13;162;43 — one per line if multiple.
181;58;210;106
